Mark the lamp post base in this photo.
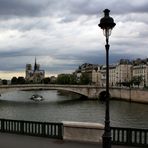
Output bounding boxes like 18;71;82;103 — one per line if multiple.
102;134;112;148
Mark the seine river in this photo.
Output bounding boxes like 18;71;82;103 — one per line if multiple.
0;90;147;129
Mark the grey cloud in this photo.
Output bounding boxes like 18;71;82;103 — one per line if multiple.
0;0;49;18
110;1;148;15
0;45;145;75
0;0;147;78
0;52;79;74
59;0;148;17
59;15;78;23
0;17;54;33
0;48;55;58
0;0;147;19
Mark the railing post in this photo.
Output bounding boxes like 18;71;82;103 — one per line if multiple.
1;119;5;132
127;128;132;145
58;123;63;139
42;123;45;137
144;131;147;145
20;121;24;134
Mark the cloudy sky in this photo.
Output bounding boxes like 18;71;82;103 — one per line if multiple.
0;0;148;79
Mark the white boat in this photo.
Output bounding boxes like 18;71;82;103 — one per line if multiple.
30;94;44;101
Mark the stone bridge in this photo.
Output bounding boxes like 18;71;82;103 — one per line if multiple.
0;84;148;103
0;84;105;99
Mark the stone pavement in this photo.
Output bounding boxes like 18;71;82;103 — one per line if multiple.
0;133;141;148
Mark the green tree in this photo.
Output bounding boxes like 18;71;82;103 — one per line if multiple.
2;79;7;85
121;81;131;87
17;77;26;84
56;74;77;84
79;73;90;85
11;77;18;84
56;74;70;84
43;77;50;84
69;74;77;84
131;75;143;88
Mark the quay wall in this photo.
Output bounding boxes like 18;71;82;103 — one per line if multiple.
110;88;148;103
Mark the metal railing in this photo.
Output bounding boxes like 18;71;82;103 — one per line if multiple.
111;127;148;147
0;118;147;147
0;119;63;139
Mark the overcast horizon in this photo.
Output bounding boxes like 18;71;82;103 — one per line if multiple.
0;0;148;79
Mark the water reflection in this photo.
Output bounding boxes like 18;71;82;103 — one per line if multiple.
110;100;148;128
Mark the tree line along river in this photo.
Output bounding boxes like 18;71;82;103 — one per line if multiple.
0;90;147;129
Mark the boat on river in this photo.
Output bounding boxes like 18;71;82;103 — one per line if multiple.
30;94;44;102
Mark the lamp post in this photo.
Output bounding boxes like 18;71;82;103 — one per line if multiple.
98;9;116;148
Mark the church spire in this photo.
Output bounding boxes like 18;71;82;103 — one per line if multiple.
34;57;37;71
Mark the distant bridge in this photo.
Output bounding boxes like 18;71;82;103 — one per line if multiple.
0;84;148;103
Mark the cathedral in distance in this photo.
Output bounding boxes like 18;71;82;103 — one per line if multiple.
25;58;45;83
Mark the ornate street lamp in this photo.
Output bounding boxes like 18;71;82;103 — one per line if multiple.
98;9;116;148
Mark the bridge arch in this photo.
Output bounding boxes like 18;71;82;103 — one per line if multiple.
98;91;111;102
0;85;89;98
52;87;90;98
56;89;88;98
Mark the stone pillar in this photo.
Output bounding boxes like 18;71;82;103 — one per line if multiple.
63;121;104;143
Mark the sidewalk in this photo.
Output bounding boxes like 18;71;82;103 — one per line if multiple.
0;133;141;148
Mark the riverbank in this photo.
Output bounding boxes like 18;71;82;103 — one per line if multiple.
110;88;148;104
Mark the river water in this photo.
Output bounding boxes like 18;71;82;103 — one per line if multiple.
0;90;147;129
